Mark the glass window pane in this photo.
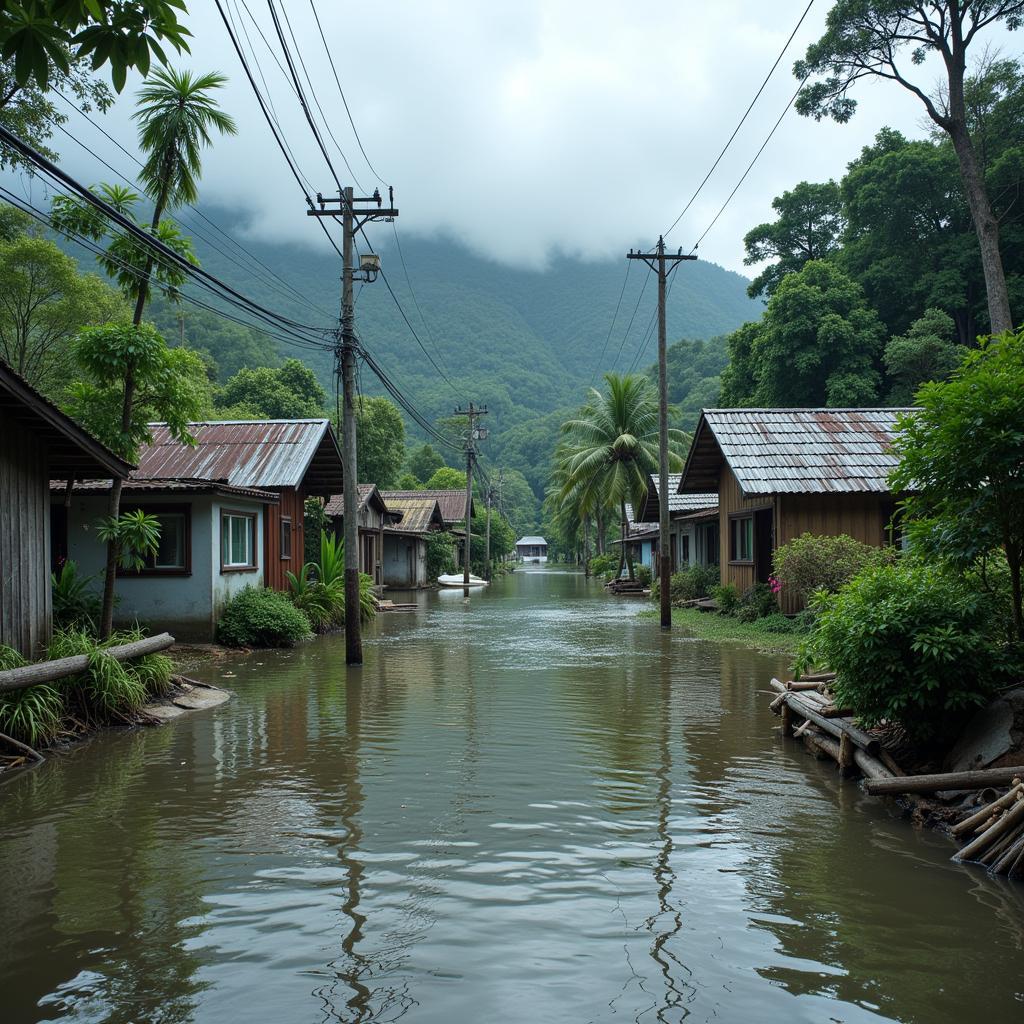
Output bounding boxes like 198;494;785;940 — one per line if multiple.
154;514;184;568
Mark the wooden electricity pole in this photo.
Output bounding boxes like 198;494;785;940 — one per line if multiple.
453;402;488;586
308;186;399;664
627;236;696;631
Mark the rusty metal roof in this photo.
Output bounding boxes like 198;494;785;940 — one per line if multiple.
52;477;279;502
380;496;445;534
678;408;917;496
324;483;387;517
381;489;472;524
137;419;343;495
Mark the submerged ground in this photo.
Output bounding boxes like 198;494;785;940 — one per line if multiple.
2;568;1023;1023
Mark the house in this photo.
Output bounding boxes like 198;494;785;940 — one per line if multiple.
54;418;344;638
1;360;132;658
324;484;390;585
378;495;446;587
614;514;659;572
633;473;718;573
677;408;914;612
381;488;474;565
515;536;548;563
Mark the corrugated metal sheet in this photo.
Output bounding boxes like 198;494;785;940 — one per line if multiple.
139;420;335;490
639;473;717;520
382;489;470;524
698;408;915;495
381;497;444;534
54;476;279;501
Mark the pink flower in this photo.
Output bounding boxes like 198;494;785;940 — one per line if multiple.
768;575;782;595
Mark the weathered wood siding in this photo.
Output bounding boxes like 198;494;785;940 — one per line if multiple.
0;409;51;657
264;488;306;592
717;465;775;597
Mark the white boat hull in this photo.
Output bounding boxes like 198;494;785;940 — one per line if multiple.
437;574;489;587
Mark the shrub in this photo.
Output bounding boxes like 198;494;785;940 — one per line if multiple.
655;564;719;604
217;587;313;648
588;553;618;579
426;531;456;581
0;644;66;747
51;560;103;632
773;532;897;604
736;582;778;622
712;583;740;615
797;560;1006;741
635;564;652;587
287;562;341;632
760;613;812;635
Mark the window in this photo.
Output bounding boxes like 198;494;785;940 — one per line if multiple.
222;511;256;571
123;505;190;574
280;517;292;560
680;535;690;565
730;514;754;563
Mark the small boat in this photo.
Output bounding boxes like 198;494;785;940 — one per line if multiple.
437;573;489;587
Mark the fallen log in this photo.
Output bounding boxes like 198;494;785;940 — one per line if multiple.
854;749;892;781
952;784;1024;837
802;728;840;762
866;767;1024;797
785;680;827;692
0;730;43;763
0;633;175;693
795;671;837;683
785;694;881;757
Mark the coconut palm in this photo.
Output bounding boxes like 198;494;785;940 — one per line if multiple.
556;373;686;580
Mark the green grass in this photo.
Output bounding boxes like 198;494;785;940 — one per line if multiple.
636;607;805;654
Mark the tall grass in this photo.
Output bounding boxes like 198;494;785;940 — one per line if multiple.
0;645;66;747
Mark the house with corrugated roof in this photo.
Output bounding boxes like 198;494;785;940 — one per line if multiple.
633;473;718;574
515;536;548;563
324;484;390;585
53;418;343;638
378;494;446;587
677;408;914;611
1;359;132;657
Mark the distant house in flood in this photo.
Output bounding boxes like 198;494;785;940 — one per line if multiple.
381;488;474;566
677;408;914;611
515;536;548;563
378;494;446;588
633;473;718;573
1;359;132;657
54;418;343;638
324;484;390;585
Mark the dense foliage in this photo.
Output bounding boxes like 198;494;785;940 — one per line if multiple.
425;532;456;580
798;560;1006;741
216;587;313;648
652;564;719;605
772;533;897;605
216;358;326;419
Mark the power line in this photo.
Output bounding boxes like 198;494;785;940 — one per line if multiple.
689;78;806;252
308;0;388;187
609;272;650;372
589;260;631;387
662;0;814;241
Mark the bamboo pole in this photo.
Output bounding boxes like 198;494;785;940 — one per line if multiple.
0;633;175;693
955;797;1024;863
866;767;1024;796
952;784;1024;837
785;694;881;756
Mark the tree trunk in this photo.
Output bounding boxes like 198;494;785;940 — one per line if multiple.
621;500;634;581
596;507;605;556
615;504;626;579
1005;531;1023;644
942;57;1013;334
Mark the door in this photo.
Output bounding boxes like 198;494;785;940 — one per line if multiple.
754;508;774;584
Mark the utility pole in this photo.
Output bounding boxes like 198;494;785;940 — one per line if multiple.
453;402;488;586
627;236;697;632
308;186;399;664
484;484;492;580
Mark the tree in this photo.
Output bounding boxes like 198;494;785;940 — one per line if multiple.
405;442;445;484
0;1;190;92
355;395;405;487
216;358;326;418
425;466;468;490
66;321;207;635
884;307;966;403
555;373;686;580
796;0;1024;333
0;46;112;172
0;234;126;394
743;181;845;298
890;329;1024;641
730;260;886;407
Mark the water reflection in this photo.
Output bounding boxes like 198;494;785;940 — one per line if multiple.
2;570;1024;1023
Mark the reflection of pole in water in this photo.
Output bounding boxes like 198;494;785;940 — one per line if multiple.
644;656;694;1021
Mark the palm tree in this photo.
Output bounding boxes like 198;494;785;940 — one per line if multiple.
94;68;235;636
556;373;686;581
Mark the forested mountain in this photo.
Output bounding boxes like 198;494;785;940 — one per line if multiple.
135;225;759;499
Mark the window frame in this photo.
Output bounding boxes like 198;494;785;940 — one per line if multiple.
221;509;258;573
280;516;293;561
729;512;755;565
121;503;191;576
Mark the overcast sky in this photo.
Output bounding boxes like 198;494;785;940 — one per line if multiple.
47;1;1014;278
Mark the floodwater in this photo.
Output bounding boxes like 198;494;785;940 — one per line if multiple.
2;569;1023;1024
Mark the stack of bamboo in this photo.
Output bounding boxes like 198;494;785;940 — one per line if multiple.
952;780;1024;878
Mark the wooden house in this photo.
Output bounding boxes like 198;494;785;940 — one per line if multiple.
677;408;913;612
634;473;718;573
381;488;474;566
1;360;131;657
515;536;548;563
378;495;446;587
324;484;390;584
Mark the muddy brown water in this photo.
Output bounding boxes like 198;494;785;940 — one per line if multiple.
2;568;1023;1023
